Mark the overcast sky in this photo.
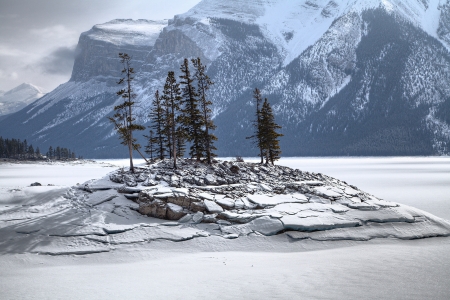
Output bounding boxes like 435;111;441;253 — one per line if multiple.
0;0;201;92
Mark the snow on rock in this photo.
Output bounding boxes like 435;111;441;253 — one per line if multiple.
86;19;167;47
1;158;450;256
86;190;118;206
204;200;223;213
247;194;308;207
281;214;361;232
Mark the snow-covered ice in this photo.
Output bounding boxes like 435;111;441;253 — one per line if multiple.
0;157;449;299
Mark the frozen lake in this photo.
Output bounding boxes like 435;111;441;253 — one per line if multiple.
0;157;449;299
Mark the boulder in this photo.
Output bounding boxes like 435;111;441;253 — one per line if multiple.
123;174;137;187
192;211;204;223
138;190;155;203
166;203;187;220
109;173;123;183
139;200;167;219
204;174;218;185
167;195;195;208
190;201;206;213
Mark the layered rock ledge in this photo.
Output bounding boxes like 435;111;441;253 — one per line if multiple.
101;159;450;240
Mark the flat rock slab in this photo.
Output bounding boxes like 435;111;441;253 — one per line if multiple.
345;207;415;223
216;197;235;209
204;200;223;213
86;190;118;206
286;218;450;241
109;225;208;244
247;194;308;207
221;216;284;236
314;186;342;198
198;193;214;201
281;215;361;231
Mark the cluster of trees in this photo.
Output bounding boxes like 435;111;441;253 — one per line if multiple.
46;146;77;160
109;53;283;172
0;137;41;159
0;136;77;160
145;57;216;169
247;88;283;165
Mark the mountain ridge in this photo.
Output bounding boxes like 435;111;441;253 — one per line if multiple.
0;0;449;157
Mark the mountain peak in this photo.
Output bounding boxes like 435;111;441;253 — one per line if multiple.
0;83;46;116
5;83;46;96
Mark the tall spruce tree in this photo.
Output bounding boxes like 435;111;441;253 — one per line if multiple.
144;129;157;161
247;88;265;163
161;71;183;169
180;58;203;161
176;128;187;158
149;90;166;160
108;53;145;173
259;98;283;165
193;57;217;164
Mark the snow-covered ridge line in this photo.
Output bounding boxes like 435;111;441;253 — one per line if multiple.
84;19;168;46
175;0;446;66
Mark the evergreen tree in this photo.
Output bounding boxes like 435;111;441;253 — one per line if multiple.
192;57;217;164
144;130;158;161
149;90;166;160
56;146;61;160
35;147;40;157
179;58;203;161
161;71;183;168
259;98;283;165
48;146;53;159
108;53;145;173
247;88;265;163
28;145;34;158
176;128;187;158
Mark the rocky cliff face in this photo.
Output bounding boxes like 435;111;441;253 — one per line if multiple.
1;0;450;157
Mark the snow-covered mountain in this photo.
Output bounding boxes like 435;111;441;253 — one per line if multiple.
1;0;450;157
0;83;46;118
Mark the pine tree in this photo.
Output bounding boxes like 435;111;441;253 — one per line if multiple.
192;57;217;164
247;88;265;163
108;53;145;173
48;146;53;159
149;90;167;160
56;146;61;160
144;130;158;161
259;98;283;165
176;127;187;158
179;58;203;161
28;145;34;158
161;71;183;168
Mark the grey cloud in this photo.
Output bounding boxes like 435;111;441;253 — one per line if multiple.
38;46;76;75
